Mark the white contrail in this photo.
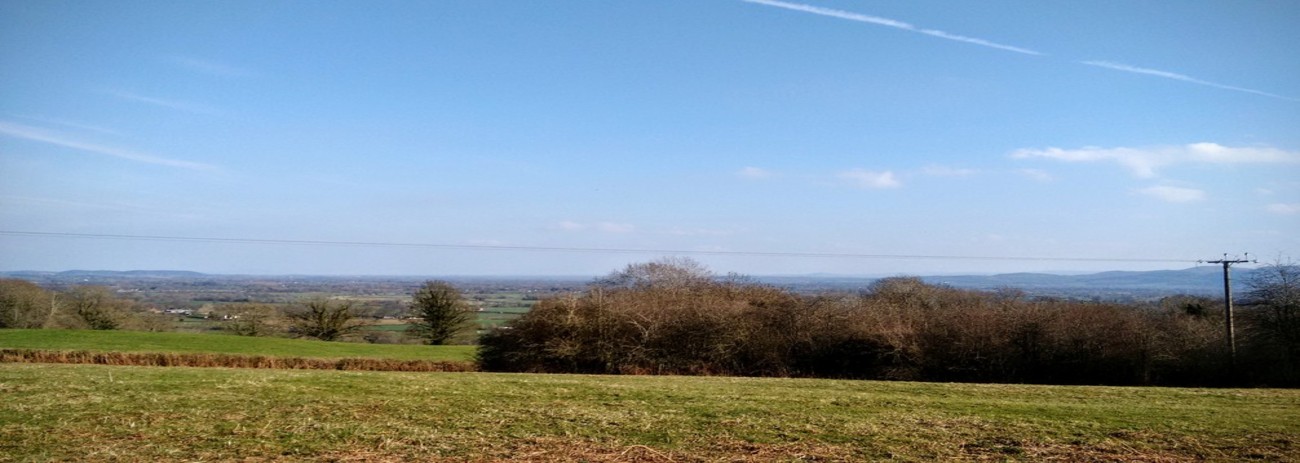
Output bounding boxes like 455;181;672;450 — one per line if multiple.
107;90;223;115
741;0;1042;56
0;121;217;171
1082;61;1298;102
742;1;1294;102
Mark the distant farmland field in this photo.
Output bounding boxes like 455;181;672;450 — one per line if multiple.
1;363;1296;462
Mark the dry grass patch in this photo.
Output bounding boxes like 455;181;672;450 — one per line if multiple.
2;364;1296;462
0;348;475;372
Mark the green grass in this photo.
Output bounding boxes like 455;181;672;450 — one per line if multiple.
1;364;1296;462
0;329;476;362
360;323;412;332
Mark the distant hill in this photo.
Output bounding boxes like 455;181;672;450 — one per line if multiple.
758;266;1252;299
54;270;210;279
922;266;1244;296
1;267;1255;300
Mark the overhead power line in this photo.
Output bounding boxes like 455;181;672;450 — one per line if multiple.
0;230;1198;264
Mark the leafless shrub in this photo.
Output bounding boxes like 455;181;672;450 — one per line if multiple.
63;286;132;330
214;303;285;336
1241;262;1300;385
481;261;1283;386
287;299;366;341
0;279;57;329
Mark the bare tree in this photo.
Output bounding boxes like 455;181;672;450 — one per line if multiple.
1245;261;1300;379
216;303;284;337
0;279;56;329
408;280;474;345
288;299;363;341
64;286;130;330
596;257;713;290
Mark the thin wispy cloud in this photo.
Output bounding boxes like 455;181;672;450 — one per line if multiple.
10;115;122;136
0;194;149;213
552;221;636;233
107;90;222;115
838;169;901;189
1011;143;1300;178
743;1;1292;103
596;222;636;233
742;0;1042;55
555;221;586;232
171;56;257;78
1082;61;1298;102
737;166;775;179
662;227;734;237
0;121;217;171
1138;185;1205;203
921;164;979;177
1017;168;1053;183
1266;203;1300;215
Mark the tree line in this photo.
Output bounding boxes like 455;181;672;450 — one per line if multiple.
6;259;1296;386
0;279;477;346
479;258;1299;387
0;281;172;331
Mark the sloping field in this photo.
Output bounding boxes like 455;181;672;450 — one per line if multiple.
0;329;476;362
1;363;1295;462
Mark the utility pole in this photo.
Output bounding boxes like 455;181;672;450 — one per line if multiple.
1202;253;1254;365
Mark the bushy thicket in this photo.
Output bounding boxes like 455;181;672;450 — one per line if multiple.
407;280;475;345
480;260;1298;387
1241;262;1300;385
0;280;171;331
286;299;366;341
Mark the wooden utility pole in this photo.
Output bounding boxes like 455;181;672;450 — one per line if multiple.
1203;254;1253;364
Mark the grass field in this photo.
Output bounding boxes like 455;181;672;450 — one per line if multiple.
0;329;476;362
1;363;1296;462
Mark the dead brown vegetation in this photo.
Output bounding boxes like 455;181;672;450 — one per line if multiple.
0;279;172;331
480;259;1298;386
265;436;1263;462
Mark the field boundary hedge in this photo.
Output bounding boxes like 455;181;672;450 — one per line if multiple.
0;348;477;372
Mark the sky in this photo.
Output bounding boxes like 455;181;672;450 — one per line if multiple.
1;0;1298;276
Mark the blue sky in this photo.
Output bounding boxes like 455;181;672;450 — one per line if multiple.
2;0;1297;276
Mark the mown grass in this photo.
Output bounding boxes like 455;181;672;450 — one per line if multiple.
0;329;476;362
2;363;1296;462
